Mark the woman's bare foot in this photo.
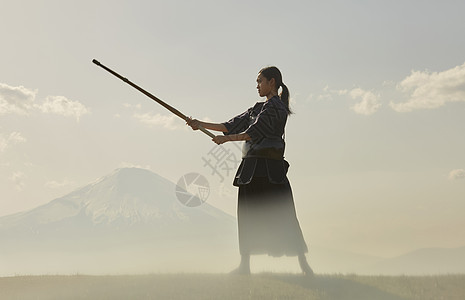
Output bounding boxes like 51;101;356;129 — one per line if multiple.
229;265;251;275
298;254;314;277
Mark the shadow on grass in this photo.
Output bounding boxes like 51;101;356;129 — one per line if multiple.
262;273;406;300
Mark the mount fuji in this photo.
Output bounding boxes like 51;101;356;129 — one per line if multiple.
0;168;238;275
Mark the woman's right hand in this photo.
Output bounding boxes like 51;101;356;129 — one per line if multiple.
186;117;201;130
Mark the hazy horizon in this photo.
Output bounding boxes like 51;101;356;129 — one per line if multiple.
2;166;464;276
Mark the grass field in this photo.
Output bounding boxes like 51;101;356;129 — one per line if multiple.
1;273;464;300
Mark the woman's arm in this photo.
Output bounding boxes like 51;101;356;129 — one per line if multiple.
212;132;251;145
186;118;228;132
186;117;251;144
199;121;228;132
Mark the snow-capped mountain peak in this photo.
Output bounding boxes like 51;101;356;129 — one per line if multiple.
0;168;234;229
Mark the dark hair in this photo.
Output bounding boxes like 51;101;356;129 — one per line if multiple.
259;66;292;115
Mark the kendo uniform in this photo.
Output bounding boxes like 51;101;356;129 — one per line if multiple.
222;95;308;257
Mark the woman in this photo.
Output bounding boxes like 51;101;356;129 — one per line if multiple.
186;66;312;276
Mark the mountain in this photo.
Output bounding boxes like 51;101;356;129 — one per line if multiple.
304;246;465;275
362;246;465;275
0;168;238;275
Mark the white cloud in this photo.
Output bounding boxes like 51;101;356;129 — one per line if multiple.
45;179;76;189
8;132;26;143
123;103;142;109
202;116;214;123
317;93;333;101
390;62;465;112
118;162;152;170
338;89;349;96
313;85;335;102
0;131;26;152
341;88;381;115
449;169;465;180
38;96;90;121
134;112;182;130
11;171;26;191
1;82;90;121
0;83;37;115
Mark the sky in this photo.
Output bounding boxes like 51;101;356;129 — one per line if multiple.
1;0;465;259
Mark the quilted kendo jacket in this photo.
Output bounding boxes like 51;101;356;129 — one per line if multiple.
222;95;290;186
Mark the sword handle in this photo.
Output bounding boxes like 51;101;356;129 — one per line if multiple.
198;125;216;138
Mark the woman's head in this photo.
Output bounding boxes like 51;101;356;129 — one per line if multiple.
257;66;292;115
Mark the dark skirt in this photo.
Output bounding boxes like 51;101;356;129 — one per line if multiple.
237;175;308;257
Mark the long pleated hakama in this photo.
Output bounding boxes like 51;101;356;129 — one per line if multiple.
235;158;308;256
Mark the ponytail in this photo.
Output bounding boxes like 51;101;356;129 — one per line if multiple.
280;83;292;115
259;66;293;115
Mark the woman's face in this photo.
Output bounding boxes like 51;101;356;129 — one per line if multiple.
256;74;275;98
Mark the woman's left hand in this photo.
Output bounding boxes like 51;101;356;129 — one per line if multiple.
212;135;228;145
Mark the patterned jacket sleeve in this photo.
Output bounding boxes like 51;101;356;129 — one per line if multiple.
244;99;287;143
221;108;251;135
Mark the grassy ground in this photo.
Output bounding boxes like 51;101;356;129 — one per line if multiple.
1;273;464;300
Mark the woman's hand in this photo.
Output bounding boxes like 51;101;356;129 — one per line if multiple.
186;117;201;130
212;135;229;145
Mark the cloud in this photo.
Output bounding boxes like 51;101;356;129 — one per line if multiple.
317;93;333;101
134;112;182;130
45;179;76;189
0;131;26;152
11;171;26;191
8;132;26;143
38;96;90;121
312;85;335;102
202;116;214;123
390;62;465;112
123;103;142;109
449;169;465;180
340;88;381;115
117;162;152;170
1;82;90;121
0;83;37;115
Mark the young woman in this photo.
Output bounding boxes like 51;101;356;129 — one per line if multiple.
186;66;313;276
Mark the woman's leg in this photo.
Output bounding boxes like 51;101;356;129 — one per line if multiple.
239;254;251;273
298;253;314;276
230;254;251;275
